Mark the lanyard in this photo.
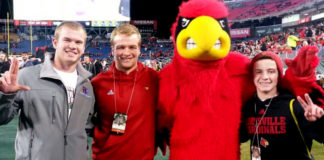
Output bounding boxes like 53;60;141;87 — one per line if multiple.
251;97;273;147
113;68;138;115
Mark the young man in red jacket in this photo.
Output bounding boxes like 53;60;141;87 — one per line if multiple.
91;24;159;160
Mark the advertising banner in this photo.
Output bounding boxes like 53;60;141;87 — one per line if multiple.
230;28;250;38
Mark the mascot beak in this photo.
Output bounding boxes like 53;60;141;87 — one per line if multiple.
176;16;231;61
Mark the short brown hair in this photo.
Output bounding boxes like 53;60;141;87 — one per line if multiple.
110;24;141;47
54;21;87;41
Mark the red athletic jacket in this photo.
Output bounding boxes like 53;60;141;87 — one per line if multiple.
91;62;158;160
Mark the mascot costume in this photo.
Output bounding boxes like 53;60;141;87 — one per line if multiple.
157;0;324;159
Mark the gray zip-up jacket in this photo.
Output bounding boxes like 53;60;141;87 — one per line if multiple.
0;56;95;160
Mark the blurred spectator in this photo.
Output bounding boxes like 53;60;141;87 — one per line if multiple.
82;55;96;79
286;33;300;51
36;47;45;62
306;27;313;38
261;43;267;51
93;58;102;75
20;52;34;68
319;38;324;59
101;58;109;72
0;50;10;75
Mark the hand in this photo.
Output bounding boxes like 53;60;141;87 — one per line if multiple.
0;58;30;93
297;93;324;121
285;45;319;77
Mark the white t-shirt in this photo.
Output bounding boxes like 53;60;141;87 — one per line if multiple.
53;67;78;119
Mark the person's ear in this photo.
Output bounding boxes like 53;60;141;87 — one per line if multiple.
111;47;116;56
52;38;57;49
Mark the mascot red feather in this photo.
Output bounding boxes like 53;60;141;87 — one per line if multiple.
157;0;324;159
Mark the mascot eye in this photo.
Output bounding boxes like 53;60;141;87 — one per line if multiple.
175;17;195;41
216;18;230;35
181;18;191;28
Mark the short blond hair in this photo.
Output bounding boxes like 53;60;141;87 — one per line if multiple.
110;24;141;47
54;21;87;41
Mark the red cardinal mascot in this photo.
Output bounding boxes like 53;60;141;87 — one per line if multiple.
157;0;324;159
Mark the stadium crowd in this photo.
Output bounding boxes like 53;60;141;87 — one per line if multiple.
232;22;324;57
1;22;324;76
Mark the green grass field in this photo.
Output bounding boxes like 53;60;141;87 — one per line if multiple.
1;118;323;160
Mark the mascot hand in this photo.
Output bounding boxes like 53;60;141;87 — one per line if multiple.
283;45;324;108
285;45;319;78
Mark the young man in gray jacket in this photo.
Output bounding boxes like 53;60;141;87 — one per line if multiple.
0;21;95;160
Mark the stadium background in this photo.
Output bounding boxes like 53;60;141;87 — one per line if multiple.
0;0;324;159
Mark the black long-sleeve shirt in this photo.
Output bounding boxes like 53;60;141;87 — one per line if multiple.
240;90;324;160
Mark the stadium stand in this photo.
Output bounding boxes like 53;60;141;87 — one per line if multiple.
227;0;312;21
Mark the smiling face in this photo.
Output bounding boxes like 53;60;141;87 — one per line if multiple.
110;24;141;74
253;59;279;98
111;33;141;74
52;23;87;71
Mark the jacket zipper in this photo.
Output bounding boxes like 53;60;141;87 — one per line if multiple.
52;94;56;124
28;131;34;160
62;77;83;159
59;82;68;160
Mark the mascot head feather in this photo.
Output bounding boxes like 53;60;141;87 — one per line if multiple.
171;0;231;61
